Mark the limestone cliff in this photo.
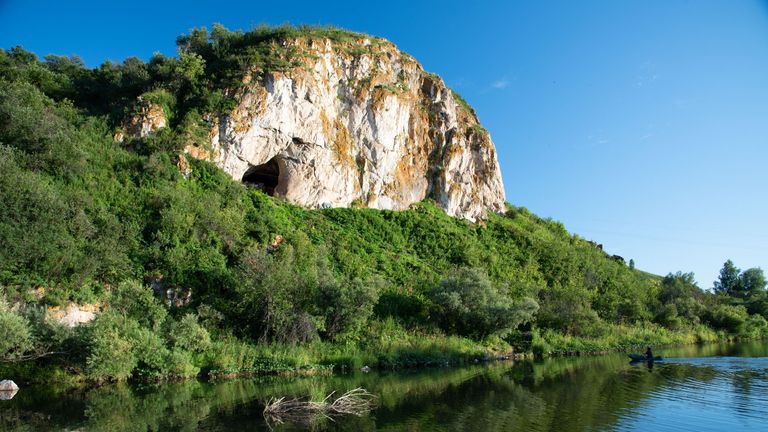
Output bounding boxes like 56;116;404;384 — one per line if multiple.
130;36;506;221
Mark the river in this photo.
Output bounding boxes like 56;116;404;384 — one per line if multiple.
1;341;766;431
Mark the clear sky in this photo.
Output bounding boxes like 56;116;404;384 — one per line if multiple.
1;0;766;287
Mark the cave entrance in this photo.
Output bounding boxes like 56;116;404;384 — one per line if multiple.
242;157;280;196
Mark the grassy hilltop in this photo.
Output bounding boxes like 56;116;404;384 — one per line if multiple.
1;25;766;382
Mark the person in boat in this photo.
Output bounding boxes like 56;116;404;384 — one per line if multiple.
645;346;653;360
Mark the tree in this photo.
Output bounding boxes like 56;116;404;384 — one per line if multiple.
740;268;766;299
235;239;329;344
317;277;381;342
0;304;33;362
705;304;749;334
629;259;635;270
714;260;742;297
430;267;539;339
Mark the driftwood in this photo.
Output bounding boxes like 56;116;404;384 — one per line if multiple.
263;388;377;426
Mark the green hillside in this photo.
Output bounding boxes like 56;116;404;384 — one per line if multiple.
1;25;766;382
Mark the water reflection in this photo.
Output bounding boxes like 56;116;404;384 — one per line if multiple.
0;341;766;431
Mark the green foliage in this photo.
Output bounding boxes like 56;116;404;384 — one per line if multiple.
714;260;742;297
82;311;140;381
234;240;328;344
537;281;599;335
655;272;705;326
80;308;201;381
138;88;176;122
317;276;381;342
430;267;539;339
1;28;766;383
705;304;749;333
740;267;766;299
109;280;167;331
167;314;211;353
0;300;34;361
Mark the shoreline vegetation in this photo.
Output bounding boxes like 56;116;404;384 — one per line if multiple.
1;24;767;385
0;320;756;386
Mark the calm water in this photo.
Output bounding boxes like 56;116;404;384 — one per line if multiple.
1;341;767;431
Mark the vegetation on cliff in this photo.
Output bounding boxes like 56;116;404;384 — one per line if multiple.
1;26;767;382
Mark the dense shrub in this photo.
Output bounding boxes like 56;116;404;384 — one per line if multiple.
83;312;141;381
0;301;33;361
317;277;381;342
109;280;168;331
234;241;329;344
167;314;211;353
705;304;749;333
430;267;539;339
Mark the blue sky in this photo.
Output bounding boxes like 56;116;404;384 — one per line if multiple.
2;0;767;286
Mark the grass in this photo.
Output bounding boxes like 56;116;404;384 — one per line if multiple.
204;319;497;378
451;89;477;117
193;322;737;381
263;387;377;426
532;323;724;357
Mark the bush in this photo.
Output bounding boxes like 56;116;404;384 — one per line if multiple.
705;304;749;333
164;349;199;377
317;276;381;341
740;314;768;339
430;267;539;339
109;280;167;331
0;302;33;361
83;311;140;381
167;314;211;353
235;241;328;344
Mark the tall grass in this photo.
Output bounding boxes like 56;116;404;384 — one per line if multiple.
532;323;723;357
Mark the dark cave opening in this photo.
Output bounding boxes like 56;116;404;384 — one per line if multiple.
242;157;280;196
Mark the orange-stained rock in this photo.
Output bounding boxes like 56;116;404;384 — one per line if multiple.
194;37;504;220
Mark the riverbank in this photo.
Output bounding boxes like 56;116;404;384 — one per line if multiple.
0;321;742;386
4;340;767;432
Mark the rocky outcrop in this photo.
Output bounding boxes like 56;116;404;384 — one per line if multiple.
145;276;192;307
193;37;505;221
115;99;167;142
47;303;99;327
117;36;506;220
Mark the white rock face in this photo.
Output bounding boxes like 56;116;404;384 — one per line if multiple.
47;303;99;328
193;38;506;220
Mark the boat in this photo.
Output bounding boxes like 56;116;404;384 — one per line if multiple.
628;353;663;361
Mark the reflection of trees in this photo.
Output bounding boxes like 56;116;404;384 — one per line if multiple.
2;343;767;431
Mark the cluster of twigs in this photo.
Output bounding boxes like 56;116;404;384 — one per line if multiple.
263;388;377;426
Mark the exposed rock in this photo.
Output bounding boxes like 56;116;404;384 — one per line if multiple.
0;380;19;391
0;380;19;399
190;37;505;221
118;99;167;141
163;287;192;307
47;303;99;328
146;275;192;307
269;234;284;250
176;153;192;179
185;143;212;160
30;287;45;300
